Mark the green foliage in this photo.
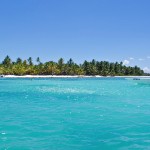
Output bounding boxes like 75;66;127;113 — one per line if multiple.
2;55;12;67
0;56;145;76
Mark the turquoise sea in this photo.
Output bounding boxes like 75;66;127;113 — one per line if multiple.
0;78;150;150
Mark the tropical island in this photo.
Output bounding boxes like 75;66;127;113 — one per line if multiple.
0;55;146;76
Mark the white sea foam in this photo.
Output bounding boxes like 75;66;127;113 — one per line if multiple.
1;132;6;135
37;87;95;94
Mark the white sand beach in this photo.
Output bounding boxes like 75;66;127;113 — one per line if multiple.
1;75;150;78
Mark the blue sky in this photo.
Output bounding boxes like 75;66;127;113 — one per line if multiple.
0;0;150;72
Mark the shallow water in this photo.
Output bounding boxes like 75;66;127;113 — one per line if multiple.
0;78;150;150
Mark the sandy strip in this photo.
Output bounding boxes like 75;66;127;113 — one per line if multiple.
2;75;101;78
1;75;150;78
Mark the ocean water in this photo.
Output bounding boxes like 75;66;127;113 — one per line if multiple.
0;78;150;150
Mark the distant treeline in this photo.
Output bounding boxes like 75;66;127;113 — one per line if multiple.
0;55;145;76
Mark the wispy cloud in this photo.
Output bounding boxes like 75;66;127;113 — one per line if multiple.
123;60;130;66
143;67;150;73
138;58;144;61
129;57;134;60
147;56;150;59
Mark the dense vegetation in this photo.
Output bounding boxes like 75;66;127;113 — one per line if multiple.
0;55;145;76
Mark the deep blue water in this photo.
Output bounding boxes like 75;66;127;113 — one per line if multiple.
0;78;150;150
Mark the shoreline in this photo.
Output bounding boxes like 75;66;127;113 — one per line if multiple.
1;75;150;78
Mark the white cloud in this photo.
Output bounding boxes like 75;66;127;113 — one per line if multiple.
143;67;150;73
147;56;150;59
138;58;144;61
129;57;134;60
123;60;130;66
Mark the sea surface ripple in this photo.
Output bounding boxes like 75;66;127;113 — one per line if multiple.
0;78;150;150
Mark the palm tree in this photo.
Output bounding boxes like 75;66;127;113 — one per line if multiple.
67;58;74;67
58;58;64;74
16;57;22;64
36;57;41;64
27;57;33;66
2;55;12;67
